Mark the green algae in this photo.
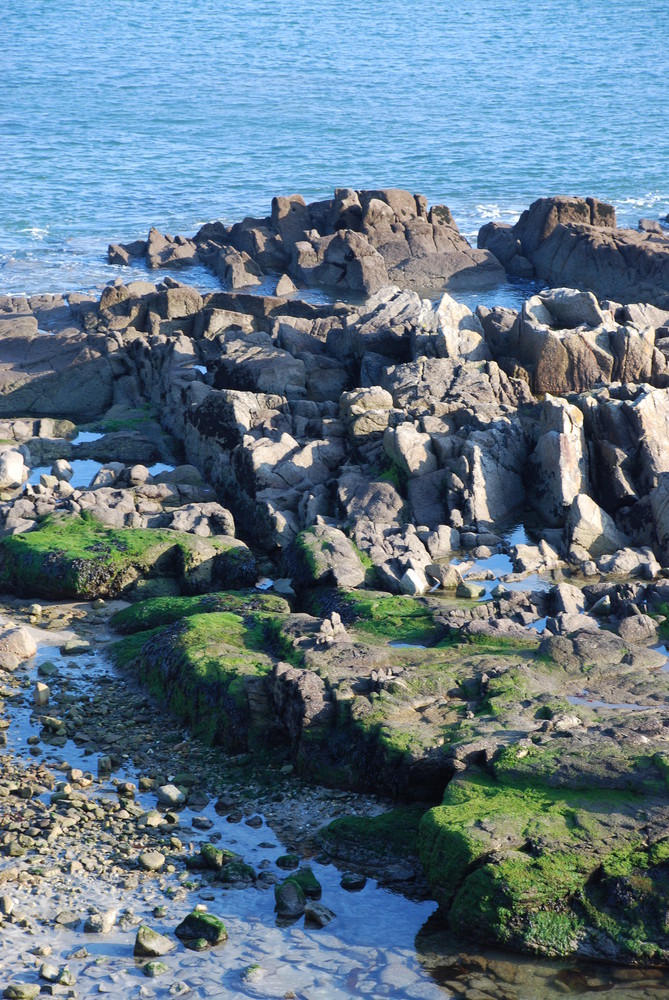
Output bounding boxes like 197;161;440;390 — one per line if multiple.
111;610;278;747
419;764;669;961
307;589;442;644
110;590;290;634
0;512;255;599
320;804;426;868
282;867;322;899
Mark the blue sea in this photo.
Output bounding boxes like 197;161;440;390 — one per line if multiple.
2;0;668;296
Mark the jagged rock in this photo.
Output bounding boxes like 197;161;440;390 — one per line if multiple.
221;248;263;288
292;523;365;589
424;525;461;559
550;583;587;616
108;238;147;264
512;540;562;574
272;662;333;748
146;228;200;269
527;396;588;526
567;494;628;558
134;925;176;957
383;423;438;477
480;195;669;307
213;330;306;397
276;273;298;295
400;567;429;596
429;292;491;361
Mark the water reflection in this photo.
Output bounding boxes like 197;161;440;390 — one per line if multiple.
417;913;669;998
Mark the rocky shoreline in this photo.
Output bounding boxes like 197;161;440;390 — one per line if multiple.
2;189;669;975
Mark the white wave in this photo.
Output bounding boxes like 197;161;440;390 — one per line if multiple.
21;226;49;240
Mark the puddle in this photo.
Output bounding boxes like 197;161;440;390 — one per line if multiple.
388;641;427;649
73;430;105;444
503;523;530;547
653;643;669;671
28;460;175;488
29;458;105;487
567;693;656;711
451;521;556;600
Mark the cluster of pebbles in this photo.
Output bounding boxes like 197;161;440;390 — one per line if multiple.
0;598;445;1000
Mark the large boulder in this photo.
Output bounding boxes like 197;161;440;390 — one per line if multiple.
567;494;628;558
292;523;365;589
0;448;28;489
0;624;37;670
0;296;120;419
383;423;438;478
480;196;669;307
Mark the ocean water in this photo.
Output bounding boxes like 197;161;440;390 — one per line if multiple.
2;0;669;296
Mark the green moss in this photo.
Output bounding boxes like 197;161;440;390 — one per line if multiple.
283;867;322;899
320;804;426;865
220;860;256;883
109;626;167;668
110;591;290;634
308;589;441;645
378;462;406;494
419;773;650;903
111;610;276;747
294;529;320;579
524;910;583;955
0;512;255;599
419;766;669;961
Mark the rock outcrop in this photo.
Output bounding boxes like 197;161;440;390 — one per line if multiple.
479;195;669;307
111;188;505;296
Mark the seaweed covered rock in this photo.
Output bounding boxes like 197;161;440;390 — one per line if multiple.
0;513;256;599
419;748;669;964
111;609;282;747
174;910;227;950
290;523;365;589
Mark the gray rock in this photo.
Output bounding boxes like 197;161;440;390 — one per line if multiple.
83;908;116;934
399;567;429;596
304;901;336;927
134;925;176;958
616;614;657;642
274;879;306;918
155;784;185;807
138;850;165;872
567;494;628;557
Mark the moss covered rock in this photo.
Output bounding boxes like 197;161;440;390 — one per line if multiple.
111;609;288;747
290;525;365;589
110;590;290;634
174;911;227;949
419;758;669;963
0;512;255;599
